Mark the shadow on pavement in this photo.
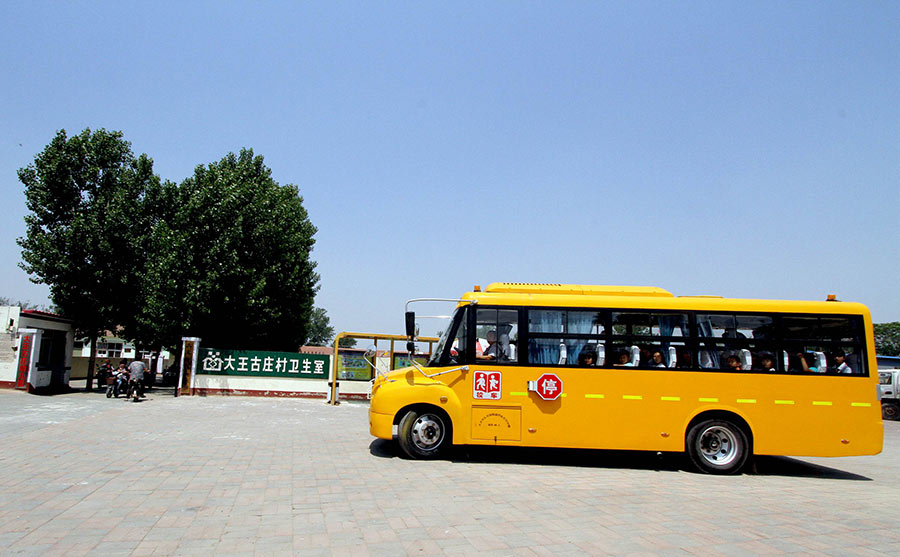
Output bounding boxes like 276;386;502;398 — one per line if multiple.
65;380;178;399
369;439;682;472
752;455;872;481
369;439;872;480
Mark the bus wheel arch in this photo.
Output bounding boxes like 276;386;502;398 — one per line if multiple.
684;410;753;475
395;404;454;460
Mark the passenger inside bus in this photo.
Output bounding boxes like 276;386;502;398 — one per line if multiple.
614;350;631;367
578;347;597;366
831;350;852;374
677;350;693;369
725;355;742;371
477;330;503;361
796;352;821;373
651;350;666;368
759;353;776;372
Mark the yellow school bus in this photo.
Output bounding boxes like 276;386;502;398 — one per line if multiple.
369;283;883;474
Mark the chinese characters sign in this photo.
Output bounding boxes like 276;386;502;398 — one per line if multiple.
198;348;329;379
535;373;562;401
16;332;35;389
473;370;502;400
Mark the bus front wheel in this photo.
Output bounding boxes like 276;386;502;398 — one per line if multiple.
397;408;451;459
686;419;750;475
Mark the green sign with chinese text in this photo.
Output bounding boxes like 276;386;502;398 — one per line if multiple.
198;347;329;379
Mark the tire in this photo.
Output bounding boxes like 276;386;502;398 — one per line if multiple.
686;419;750;475
106;386;113;398
882;402;900;421
397;408;451;459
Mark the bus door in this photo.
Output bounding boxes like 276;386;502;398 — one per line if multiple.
469;308;524;444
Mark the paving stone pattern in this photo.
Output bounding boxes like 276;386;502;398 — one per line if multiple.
1;387;899;556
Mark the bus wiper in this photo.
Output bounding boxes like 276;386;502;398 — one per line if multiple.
408;357;469;378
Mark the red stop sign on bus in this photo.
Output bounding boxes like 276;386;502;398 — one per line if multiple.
535;373;563;401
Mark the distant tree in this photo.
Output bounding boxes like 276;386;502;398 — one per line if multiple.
875;322;900;356
338;336;358;348
0;297;41;310
136;149;319;351
17;129;157;390
306;307;335;346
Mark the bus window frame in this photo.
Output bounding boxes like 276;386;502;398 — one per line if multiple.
429;306;469;367
468;305;869;377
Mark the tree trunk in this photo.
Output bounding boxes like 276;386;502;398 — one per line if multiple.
86;336;97;391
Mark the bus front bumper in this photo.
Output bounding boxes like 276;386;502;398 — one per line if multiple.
369;408;394;440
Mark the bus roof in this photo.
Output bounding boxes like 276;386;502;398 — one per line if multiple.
459;283;870;316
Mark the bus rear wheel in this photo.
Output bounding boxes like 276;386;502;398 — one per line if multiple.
397;408;451;459
686;419;750;474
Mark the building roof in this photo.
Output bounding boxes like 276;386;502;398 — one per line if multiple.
299;345;333;355
20;309;73;324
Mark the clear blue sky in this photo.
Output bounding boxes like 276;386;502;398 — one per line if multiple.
2;1;898;338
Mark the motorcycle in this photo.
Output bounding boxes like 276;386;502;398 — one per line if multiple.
127;377;143;402
106;372;128;398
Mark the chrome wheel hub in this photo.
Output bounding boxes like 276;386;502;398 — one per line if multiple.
411;414;443;450
698;425;738;466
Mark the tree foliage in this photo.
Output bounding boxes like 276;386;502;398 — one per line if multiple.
134;149;319;351
306;307;335;346
18;129;155;335
875;322;900;356
19;131;321;356
338;337;358;348
17;129;157;387
0;297;50;311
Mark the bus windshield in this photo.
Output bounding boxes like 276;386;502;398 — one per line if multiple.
427;306;466;367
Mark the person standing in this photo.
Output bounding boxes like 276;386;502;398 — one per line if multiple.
127;359;147;399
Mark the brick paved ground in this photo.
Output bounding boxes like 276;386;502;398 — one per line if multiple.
1;386;899;556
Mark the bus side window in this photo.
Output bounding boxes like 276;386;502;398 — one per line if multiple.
476;308;519;363
628;346;640;367
739;349;752;370
575;343;602;367
699;349;717;369
845;352;861;374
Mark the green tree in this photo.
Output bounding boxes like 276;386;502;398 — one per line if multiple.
306;307;335;346
338;336;358;348
875;322;900;356
17;129;157;390
136;149;319;351
0;297;43;310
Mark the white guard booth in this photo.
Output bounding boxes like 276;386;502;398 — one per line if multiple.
0;306;75;392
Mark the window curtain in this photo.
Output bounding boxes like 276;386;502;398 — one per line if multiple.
658;315;687;366
529;311;562;364
566;312;595;364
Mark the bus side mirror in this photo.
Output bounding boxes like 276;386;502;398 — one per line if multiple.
405;311;416;339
